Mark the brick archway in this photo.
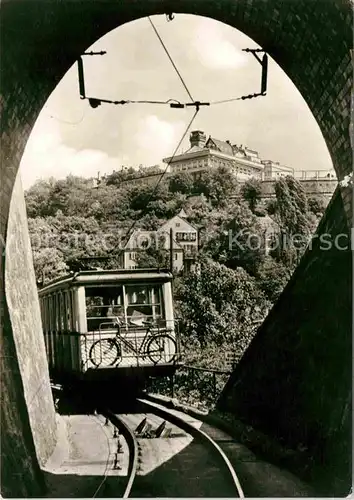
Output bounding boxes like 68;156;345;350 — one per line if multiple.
0;1;352;497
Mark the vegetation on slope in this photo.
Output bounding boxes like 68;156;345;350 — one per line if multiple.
25;168;328;404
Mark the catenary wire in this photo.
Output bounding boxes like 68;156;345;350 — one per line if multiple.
147;16;194;103
111;108;199;254
210;97;244;105
48;109;87;125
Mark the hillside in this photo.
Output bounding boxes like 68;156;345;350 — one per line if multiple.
25;167;328;402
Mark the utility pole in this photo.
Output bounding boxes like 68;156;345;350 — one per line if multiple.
170;228;173;273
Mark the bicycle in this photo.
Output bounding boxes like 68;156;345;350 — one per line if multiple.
89;318;177;368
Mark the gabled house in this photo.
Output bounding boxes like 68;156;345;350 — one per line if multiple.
121;210;198;274
159;210;199;274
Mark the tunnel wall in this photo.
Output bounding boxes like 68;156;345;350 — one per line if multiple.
1;302;46;498
218;189;352;495
0;179;56;498
5;176;57;466
0;0;352;496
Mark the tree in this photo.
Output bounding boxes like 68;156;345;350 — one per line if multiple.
271;176;313;269
208;167;238;207
33;247;67;285
308;195;328;217
135;233;170;269
105;166;136;186
25;178;56;217
202;201;267;275
256;256;290;302
274;176;309;233
169;171;194;194
177;258;269;351
184;195;211;226
193;167;238;207
240;178;263;212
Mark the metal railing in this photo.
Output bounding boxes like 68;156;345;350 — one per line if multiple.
80;318;180;370
148;362;232;408
43;319;181;373
178;364;232;400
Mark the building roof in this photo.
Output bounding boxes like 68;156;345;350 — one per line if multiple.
184;145;206;154
206;137;234;156
160;212;200;232
162;130;291;173
38;268;173;294
178;208;187;218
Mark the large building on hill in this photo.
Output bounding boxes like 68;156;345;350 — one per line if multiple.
261;160;294;179
163;130;296;181
96;130;337;200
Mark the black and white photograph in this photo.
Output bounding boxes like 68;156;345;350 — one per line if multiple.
0;0;352;497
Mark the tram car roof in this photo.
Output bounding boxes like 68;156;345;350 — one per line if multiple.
38;268;173;295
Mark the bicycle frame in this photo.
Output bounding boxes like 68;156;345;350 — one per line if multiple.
99;319;169;359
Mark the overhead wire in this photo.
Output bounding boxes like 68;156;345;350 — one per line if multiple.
80;17;265;110
210;94;266;105
48;109;87;125
110;107;200;254
90;98;183;106
107;16;199;254
147;16;194;103
75;16;267;264
210;97;244;105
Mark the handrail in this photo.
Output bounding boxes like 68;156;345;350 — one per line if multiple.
179;364;232;375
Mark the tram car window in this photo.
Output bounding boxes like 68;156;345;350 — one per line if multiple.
125;284;163;326
38;269;179;383
86;286;124;331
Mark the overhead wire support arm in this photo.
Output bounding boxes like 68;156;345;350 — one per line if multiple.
76;30;207;110
242;48;268;95
185;101;210;111
210;48;269;105
77;50;107;101
77;55;184;108
83;51;107;56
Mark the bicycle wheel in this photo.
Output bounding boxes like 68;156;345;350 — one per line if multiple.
89;339;121;367
146;334;177;364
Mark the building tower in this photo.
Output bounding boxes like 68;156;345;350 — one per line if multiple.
189;130;207;148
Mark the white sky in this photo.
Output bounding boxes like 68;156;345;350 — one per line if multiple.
20;14;333;189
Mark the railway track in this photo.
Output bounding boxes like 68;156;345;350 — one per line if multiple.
50;386;316;498
102;398;244;498
101;411;139;498
51;385;243;497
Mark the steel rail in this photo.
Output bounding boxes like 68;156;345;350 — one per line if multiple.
102;410;139;498
136;398;245;498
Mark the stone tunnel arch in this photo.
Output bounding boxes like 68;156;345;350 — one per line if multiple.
0;0;352;497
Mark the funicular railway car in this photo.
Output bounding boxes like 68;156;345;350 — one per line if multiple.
39;269;180;384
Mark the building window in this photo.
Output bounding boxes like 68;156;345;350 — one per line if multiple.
176;222;180;227
174;253;178;260
176;232;197;242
